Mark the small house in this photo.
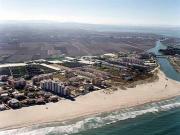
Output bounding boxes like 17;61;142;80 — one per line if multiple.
8;98;21;109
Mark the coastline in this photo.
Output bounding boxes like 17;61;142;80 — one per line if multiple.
0;69;180;131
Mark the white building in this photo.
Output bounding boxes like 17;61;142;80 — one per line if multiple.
40;80;69;97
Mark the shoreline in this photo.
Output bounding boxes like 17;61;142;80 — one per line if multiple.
1;95;179;132
0;69;180;131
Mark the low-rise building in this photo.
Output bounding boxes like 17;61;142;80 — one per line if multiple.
49;95;59;102
0;104;7;111
8;78;26;89
8;98;21;109
103;53;117;58
0;75;9;82
32;73;53;85
84;84;94;92
74;70;96;78
122;58;144;65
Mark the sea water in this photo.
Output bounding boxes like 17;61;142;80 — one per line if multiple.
0;50;180;135
74;102;180;135
0;29;180;135
0;96;180;135
148;41;180;81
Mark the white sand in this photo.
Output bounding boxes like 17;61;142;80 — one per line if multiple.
0;70;180;130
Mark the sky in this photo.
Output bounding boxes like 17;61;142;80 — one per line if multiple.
0;0;180;26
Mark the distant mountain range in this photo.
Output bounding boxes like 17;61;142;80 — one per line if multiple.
0;21;180;37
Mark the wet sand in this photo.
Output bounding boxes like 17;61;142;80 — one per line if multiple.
0;70;180;130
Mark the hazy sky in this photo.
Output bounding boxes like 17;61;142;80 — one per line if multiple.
0;0;180;26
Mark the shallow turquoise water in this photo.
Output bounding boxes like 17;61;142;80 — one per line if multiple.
0;30;180;135
0;42;180;135
1;97;180;135
71;40;180;135
0;42;179;135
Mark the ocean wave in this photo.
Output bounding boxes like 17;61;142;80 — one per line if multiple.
0;97;180;135
160;103;180;111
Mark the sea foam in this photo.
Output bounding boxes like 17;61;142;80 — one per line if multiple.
0;97;179;135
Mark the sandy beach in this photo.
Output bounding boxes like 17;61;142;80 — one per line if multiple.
0;70;180;130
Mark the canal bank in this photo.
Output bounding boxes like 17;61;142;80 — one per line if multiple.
148;41;180;81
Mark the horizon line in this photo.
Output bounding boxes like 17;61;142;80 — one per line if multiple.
0;20;180;28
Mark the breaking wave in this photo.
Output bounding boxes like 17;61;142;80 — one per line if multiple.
0;96;180;135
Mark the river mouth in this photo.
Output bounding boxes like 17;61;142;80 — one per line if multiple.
148;41;180;81
0;41;179;135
